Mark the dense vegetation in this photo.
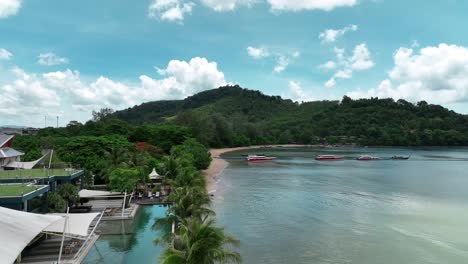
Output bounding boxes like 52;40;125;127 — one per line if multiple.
12;114;240;263
113;85;468;147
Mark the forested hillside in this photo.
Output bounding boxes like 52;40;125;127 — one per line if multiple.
113;85;468;147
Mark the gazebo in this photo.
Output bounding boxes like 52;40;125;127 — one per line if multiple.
149;168;163;181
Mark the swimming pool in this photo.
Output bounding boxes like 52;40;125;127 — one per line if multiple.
83;205;167;264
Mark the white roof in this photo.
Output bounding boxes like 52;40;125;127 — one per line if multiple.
45;212;100;237
0;147;24;158
79;189;122;198
5;151;51;169
149;168;162;180
0;206;100;264
0;206;62;264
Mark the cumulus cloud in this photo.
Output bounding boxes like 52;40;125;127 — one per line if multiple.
246;46;270;59
37;53;69;66
318;60;337;70
0;57;227;124
273;51;300;73
148;0;194;23
319;24;358;43
0;48;12;60
287;81;314;102
268;0;357;12
348;43;468;104
349;43;374;70
0;67;60;119
0;0;21;19
201;0;256;11
273;56;289;73
321;43;374;88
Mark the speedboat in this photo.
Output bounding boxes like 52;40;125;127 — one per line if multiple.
315;155;344;161
391;155;410;160
246;155;276;162
357;155;380;161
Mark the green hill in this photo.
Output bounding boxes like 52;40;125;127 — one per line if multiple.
113;85;468;147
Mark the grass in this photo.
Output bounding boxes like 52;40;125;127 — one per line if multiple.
0;184;45;197
0;168;79;179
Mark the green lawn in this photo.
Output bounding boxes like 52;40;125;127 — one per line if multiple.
0;184;45;197
0;169;79;179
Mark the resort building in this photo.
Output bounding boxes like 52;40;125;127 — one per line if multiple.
0;135;24;169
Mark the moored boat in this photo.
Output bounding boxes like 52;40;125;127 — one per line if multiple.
391;155;410;160
246;155;276;161
357;155;380;161
315;155;344;161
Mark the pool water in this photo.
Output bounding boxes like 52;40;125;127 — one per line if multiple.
83;205;167;264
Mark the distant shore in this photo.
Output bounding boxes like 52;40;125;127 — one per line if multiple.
202;144;316;194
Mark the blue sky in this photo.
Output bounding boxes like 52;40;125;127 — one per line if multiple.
1;0;468;126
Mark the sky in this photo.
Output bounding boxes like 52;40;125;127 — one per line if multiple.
1;0;468;127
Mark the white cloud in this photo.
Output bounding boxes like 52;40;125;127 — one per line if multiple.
349;43;374;70
318;60;337;70
268;0;357;12
154;57;227;97
0;48;12;60
319;24;358;43
273;55;289;73
287;81;314;102
0;0;21;19
0;67;60;119
148;0;194;23
322;43;374;88
201;0;256;11
324;78;336;88
273;51;300;73
348;43;468;104
0;57;227;124
246;46;270;59
37;53;69;66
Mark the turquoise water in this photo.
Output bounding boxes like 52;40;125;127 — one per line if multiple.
83;205;167;264
213;147;468;264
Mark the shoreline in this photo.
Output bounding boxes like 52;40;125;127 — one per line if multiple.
202;144;316;194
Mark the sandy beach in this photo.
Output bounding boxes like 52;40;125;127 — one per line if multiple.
202;144;315;193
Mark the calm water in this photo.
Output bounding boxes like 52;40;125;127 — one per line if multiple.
83;205;166;264
83;147;468;263
213;147;468;264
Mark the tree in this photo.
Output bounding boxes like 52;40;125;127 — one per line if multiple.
160;218;241;264
48;192;67;213
57;183;80;207
109;168;140;193
171;139;212;170
22;148;42;162
92;108;114;121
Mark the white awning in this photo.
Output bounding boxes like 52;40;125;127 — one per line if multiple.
45;212;100;237
79;189;123;198
0;206;62;264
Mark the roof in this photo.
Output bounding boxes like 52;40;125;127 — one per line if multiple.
0;206;99;264
0;206;62;264
149;168;162;180
4;150;51;169
0;147;24;158
0;135;14;148
79;189;123;198
0;184;45;197
44;212;100;237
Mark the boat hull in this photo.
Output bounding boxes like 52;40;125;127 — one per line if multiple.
247;157;276;162
315;156;344;161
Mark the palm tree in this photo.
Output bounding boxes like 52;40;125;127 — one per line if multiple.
153;187;214;245
159;156;182;180
160;218;242;264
